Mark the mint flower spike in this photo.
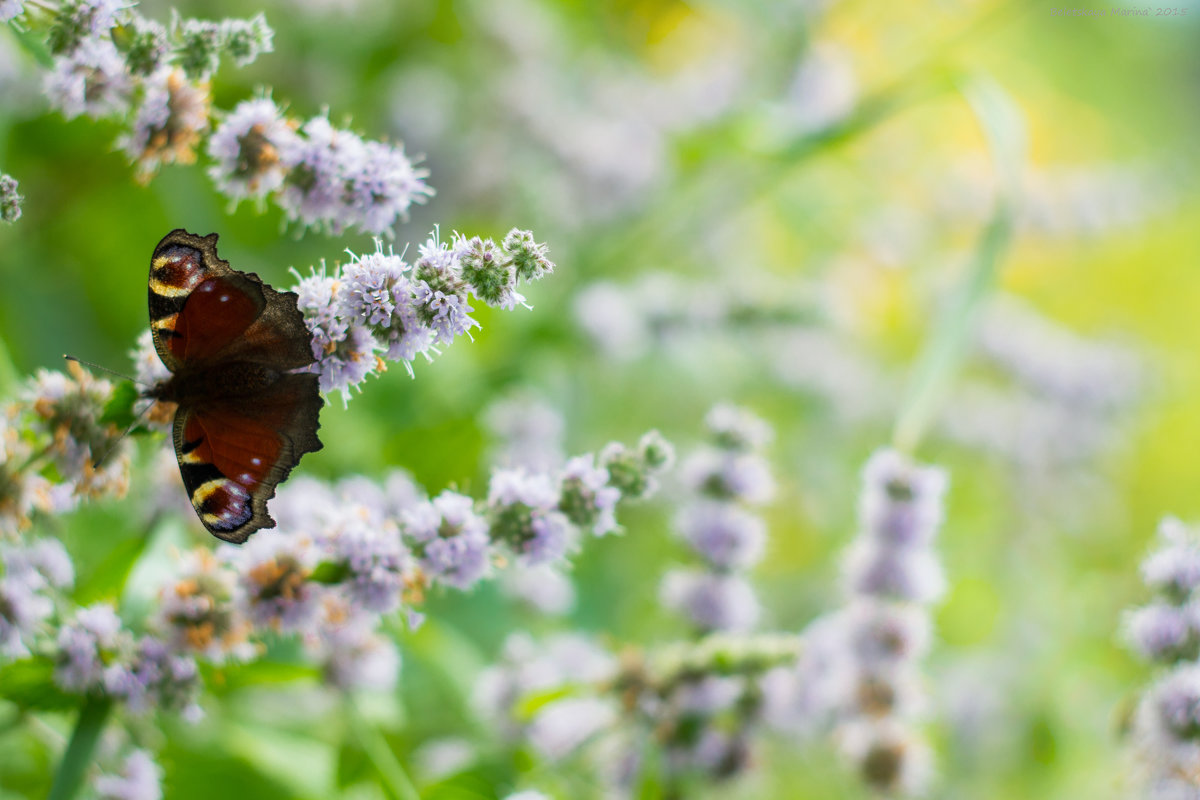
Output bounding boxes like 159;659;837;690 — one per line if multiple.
221;13;273;67
122;16;169;77
22;3;429;236
1125;517;1200;794
47;0;124;56
662;405;771;635
286;228;556;402
0;172;22;223
816;448;947;797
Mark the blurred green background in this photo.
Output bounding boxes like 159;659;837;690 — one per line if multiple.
2;0;1199;797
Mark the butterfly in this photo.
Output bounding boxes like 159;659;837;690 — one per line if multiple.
145;229;323;544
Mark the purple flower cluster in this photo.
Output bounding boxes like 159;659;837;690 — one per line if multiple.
1125;517;1200;796
208;102;431;235
10;1;429;236
1;362;130;539
661;405;772;633
474;628;800;792
93;749;163;800
0;538;73;657
55;603;202;720
0;171;21;223
291;228;554;400
36;1;266;135
779;448;946;796
38;430;667;712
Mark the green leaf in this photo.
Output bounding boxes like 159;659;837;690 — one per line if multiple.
0;657;74;712
98;381;140;430
0;337;18;398
309;560;351;584
512;685;575;723
73;533;153;607
335;740;370;789
8;24;54;69
201;659;321;694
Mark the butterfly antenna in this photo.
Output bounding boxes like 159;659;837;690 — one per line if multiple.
89;399;159;471
63;355;144;387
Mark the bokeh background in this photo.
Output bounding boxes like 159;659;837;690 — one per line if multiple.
2;0;1199;797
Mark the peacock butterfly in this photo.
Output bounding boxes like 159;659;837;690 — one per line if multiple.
145;229;323;544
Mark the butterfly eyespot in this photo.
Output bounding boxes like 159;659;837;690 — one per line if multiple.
250;457;263;467
219;295;230;303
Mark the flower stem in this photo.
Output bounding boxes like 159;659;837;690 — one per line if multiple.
345;698;420;800
892;73;1026;455
47;695;113;800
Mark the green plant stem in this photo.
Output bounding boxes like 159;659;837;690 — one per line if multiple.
891;74;1026;455
47;695;113;800
892;206;1014;454
345;698;420;800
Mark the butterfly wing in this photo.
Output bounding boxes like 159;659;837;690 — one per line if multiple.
150;228;324;544
149;229;315;371
173;372;323;544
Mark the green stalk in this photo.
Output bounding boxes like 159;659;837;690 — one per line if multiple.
47;695;113;800
891;74;1026;455
345;698;420;800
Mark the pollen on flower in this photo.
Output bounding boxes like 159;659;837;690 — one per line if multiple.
207;97;298;202
122;69;211;181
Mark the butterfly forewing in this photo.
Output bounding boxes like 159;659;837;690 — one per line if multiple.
149;229;324;544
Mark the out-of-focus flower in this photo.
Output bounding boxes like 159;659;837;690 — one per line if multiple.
121;69;211;180
0;172;22;223
663;406;771;633
675;502;766;572
224;533;321;632
487;468;573;565
0;538;74;656
820;447;948;796
45;35;132;120
94;749;163;800
402;490;492;590
528;697;619;761
207;97;298;203
499;563;576;616
156;549;255;663
318;507;410;613
0;1;26;24
483;389;566;472
55;604;132;694
23;362;131;500
557;455;620;536
837;718;934;797
47;0;124;56
660;568;761;633
310;599;401;692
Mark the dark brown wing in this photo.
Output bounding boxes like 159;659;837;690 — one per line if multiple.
149;229;314;372
173;372;323;544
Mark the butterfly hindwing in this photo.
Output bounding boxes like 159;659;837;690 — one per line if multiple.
172;372;323;544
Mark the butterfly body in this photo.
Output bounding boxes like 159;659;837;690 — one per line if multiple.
147;229;323;544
